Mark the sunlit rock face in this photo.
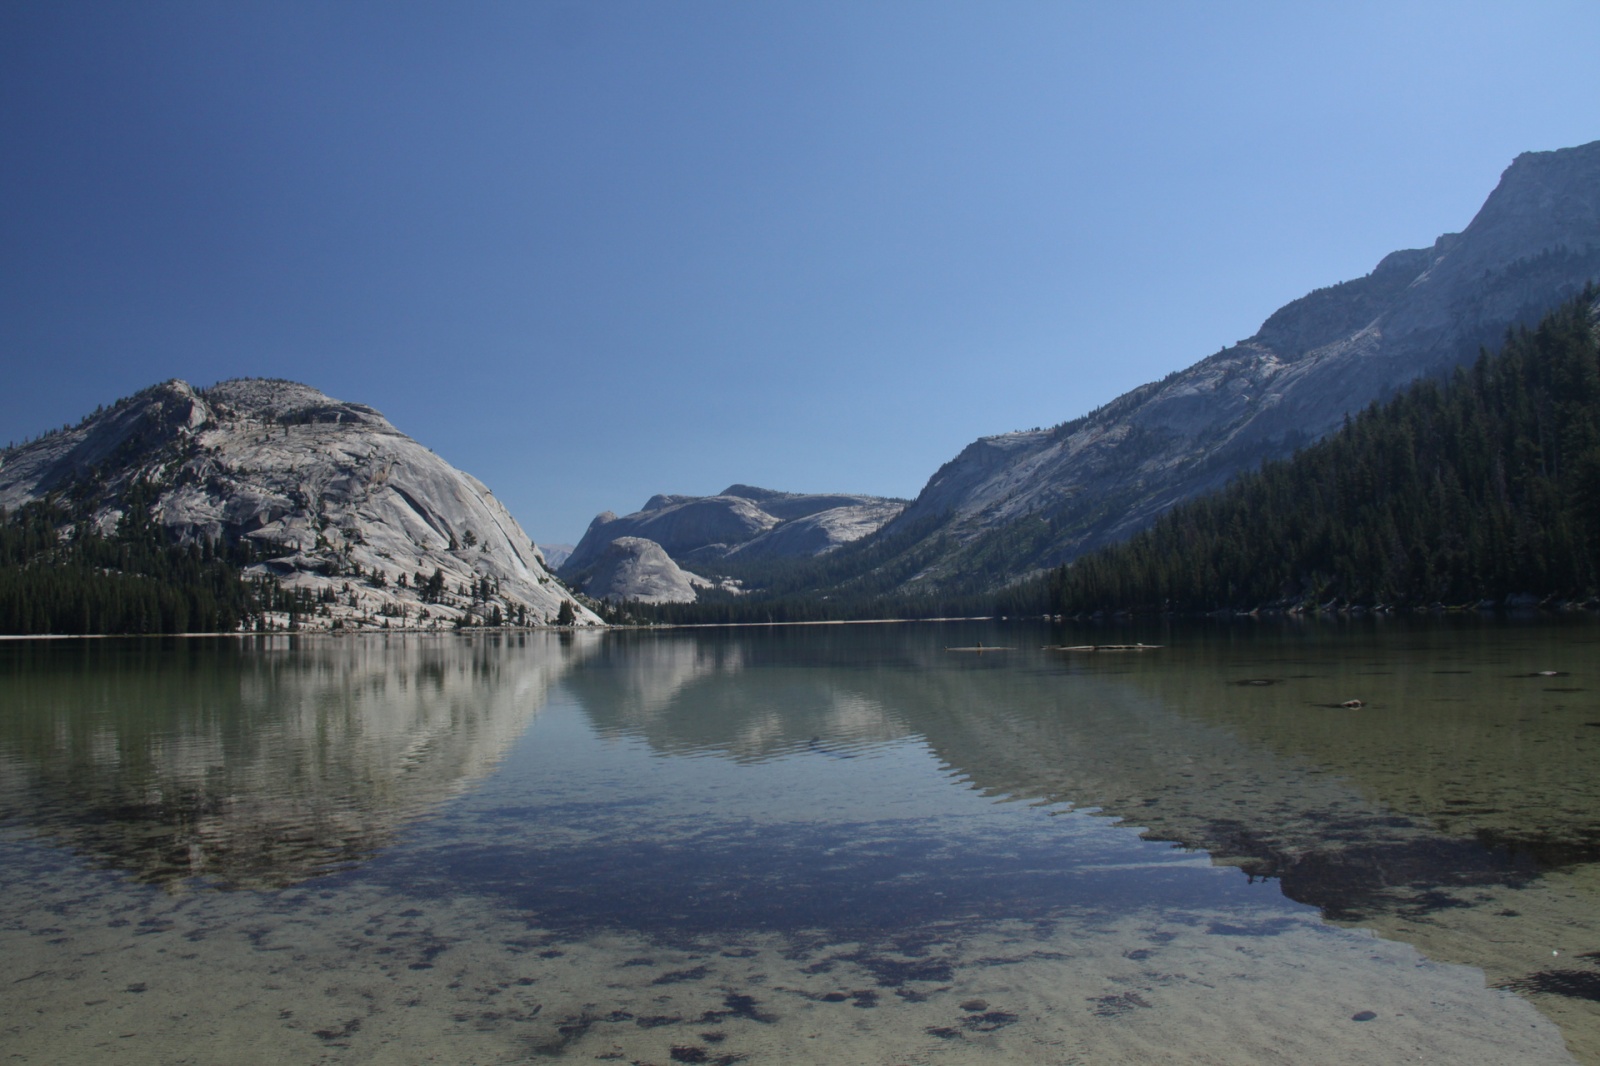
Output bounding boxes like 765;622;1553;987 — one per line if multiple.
577;536;718;604
725;498;908;562
871;140;1600;590
560;484;905;581
0;378;601;628
0;632;600;888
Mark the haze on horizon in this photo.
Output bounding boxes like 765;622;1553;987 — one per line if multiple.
2;1;1596;545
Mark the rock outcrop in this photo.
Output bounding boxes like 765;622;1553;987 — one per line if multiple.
577;536;721;604
560;485;905;577
866;139;1600;591
0;378;601;629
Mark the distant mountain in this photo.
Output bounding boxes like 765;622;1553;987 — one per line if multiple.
834;140;1600;594
577;536;726;604
0;378;601;629
559;484;905;587
535;542;575;569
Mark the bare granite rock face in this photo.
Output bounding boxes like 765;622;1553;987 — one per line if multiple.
0;378;601;629
577;536;722;604
560;484;905;577
726;499;908;562
870;139;1600;591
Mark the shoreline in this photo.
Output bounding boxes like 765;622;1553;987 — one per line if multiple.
0;617;997;640
6;606;1600;641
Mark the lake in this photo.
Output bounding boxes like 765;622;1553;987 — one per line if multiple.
2;618;1596;1064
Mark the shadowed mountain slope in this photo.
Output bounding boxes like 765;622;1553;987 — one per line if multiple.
853;140;1600;593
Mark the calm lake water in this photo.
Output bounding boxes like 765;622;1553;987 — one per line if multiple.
2;619;1597;1064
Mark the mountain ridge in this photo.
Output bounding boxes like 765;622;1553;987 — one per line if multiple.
560;484;907;585
860;139;1600;592
1003;291;1600;614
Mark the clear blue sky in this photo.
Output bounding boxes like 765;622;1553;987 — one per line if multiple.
3;2;1597;545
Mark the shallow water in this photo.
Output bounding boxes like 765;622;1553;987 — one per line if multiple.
1;619;1596;1063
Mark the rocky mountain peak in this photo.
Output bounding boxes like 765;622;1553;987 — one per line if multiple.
1467;141;1600;251
1;378;601;630
199;377;391;429
642;494;696;512
719;484;785;502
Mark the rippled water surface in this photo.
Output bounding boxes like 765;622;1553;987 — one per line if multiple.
2;619;1597;1064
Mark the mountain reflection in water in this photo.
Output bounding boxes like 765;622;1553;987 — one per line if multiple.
0;631;596;888
550;621;1600;1059
0;619;1596;1062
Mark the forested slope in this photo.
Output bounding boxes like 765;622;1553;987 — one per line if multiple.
1001;293;1600;615
0;491;261;634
